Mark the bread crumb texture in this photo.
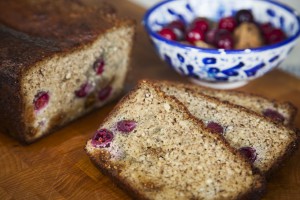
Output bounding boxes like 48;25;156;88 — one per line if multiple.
21;26;134;142
86;82;262;200
157;83;297;173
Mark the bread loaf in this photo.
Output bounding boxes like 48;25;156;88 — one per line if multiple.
0;0;135;143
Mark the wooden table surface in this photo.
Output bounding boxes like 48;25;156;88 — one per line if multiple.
1;1;300;199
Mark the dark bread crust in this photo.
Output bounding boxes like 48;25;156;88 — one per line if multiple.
155;80;299;175
0;0;119;48
0;0;135;143
0;0;134;74
85;80;265;200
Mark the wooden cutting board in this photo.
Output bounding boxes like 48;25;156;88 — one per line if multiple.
1;1;300;199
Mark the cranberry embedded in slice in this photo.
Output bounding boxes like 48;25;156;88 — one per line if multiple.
239;147;257;163
91;129;114;148
186;27;205;44
207;122;224;134
215;30;234;50
93;59;105;75
75;83;93;98
191;17;210;33
158;27;177;41
218;16;237;32
117;120;137;133
98;86;112;101
235;9;254;24
34;91;49;111
263;109;285;123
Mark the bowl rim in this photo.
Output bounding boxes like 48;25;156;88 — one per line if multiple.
143;0;300;54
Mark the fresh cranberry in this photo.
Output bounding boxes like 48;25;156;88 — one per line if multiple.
235;9;254;24
191;17;210;33
75;83;93;98
265;28;286;44
93;59;105;75
239;147;257;163
167;20;185;32
166;20;186;40
91;129;114;148
34;91;49;111
186;27;205;44
260;23;274;43
207;122;224;134
218;16;237;32
263;109;285;123
260;23;274;35
117;120;137;133
205;28;218;45
215;30;234;49
158;27;177;41
98;86;112;101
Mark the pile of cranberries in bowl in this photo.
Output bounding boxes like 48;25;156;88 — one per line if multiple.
157;9;287;50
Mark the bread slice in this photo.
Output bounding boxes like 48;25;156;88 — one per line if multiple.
180;83;297;125
85;81;264;200
0;0;135;143
154;81;298;174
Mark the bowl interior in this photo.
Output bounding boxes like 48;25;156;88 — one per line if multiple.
145;0;300;39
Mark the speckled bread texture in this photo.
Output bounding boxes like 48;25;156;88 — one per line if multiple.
0;0;135;143
85;81;265;200
154;81;298;174
178;83;297;126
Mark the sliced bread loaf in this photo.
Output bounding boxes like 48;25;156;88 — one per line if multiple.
85;81;264;200
155;81;298;174
0;0;135;143
174;83;297;125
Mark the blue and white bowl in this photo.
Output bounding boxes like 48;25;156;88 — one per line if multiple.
143;0;300;89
